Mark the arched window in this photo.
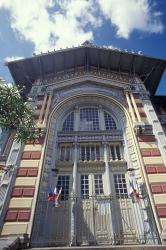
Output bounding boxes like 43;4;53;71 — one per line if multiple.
80;107;99;131
62;112;74;131
104;111;117;130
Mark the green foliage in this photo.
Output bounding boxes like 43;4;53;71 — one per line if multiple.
0;80;40;142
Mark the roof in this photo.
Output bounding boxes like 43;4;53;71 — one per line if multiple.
6;43;166;96
151;95;166;106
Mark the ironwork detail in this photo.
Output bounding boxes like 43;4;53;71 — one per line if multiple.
31;195;159;247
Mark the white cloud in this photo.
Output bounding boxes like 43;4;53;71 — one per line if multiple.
4;56;24;62
97;0;164;39
0;0;164;53
0;0;101;53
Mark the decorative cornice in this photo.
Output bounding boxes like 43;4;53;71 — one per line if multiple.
57;131;123;143
78;163;105;172
39;69;132;86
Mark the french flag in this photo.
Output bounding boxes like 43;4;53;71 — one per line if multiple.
126;169;140;202
47;186;55;202
54;187;62;208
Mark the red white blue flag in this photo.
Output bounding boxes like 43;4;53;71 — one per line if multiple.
126;169;140;203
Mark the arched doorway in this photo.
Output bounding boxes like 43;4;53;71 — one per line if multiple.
30;94;158;247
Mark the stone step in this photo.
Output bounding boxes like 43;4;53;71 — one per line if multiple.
29;246;166;250
1;237;165;250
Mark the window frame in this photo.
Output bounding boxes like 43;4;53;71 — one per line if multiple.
62;111;74;132
104;111;117;130
113;173;128;198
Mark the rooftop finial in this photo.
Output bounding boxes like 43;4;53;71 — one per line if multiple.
81;40;93;47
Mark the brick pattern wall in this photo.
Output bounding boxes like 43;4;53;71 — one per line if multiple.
132;93;147;122
11;187;35;197
5;209;31;222
2;136;44;235
21;151;41;160
137;133;166;220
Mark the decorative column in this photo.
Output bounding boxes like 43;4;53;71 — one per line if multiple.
130;93;142;122
43;93;52;125
38;93;47;124
119;144;123;160
103;142;111;194
70;142;78;245
114;145;118;161
72;142;78;194
103;141;115;243
125;92;136;123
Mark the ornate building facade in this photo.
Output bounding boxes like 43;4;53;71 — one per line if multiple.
0;43;166;248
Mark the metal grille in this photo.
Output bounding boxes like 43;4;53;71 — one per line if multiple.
31;195;160;247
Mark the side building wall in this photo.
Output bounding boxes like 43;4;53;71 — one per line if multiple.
126;90;166;241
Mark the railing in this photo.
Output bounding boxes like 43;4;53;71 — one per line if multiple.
30;195;160;247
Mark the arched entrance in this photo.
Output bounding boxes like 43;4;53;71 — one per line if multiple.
30;93;158;247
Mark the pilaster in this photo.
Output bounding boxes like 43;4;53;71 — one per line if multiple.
43;93;52;125
70;142;78;246
38;94;47;124
130;92;142;122
125;92;136;123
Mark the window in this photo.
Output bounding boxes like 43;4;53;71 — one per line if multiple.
59;145;72;161
60;146;65;161
109;144;122;160
57;176;70;200
61;107;118;132
80;144;100;161
81;175;89;199
116;145;121;160
80;108;99;131
104;111;117;130
62;112;74;131
66;146;71;161
110;145;116;160
94;175;103;195
114;174;128;198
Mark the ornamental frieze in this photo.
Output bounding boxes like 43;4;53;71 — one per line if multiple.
57;133;123;143
42;68;131;86
51;83;126;108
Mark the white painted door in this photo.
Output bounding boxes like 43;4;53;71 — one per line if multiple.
76;173;113;245
113;174;137;243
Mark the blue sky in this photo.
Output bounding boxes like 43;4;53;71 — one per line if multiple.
0;0;165;95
